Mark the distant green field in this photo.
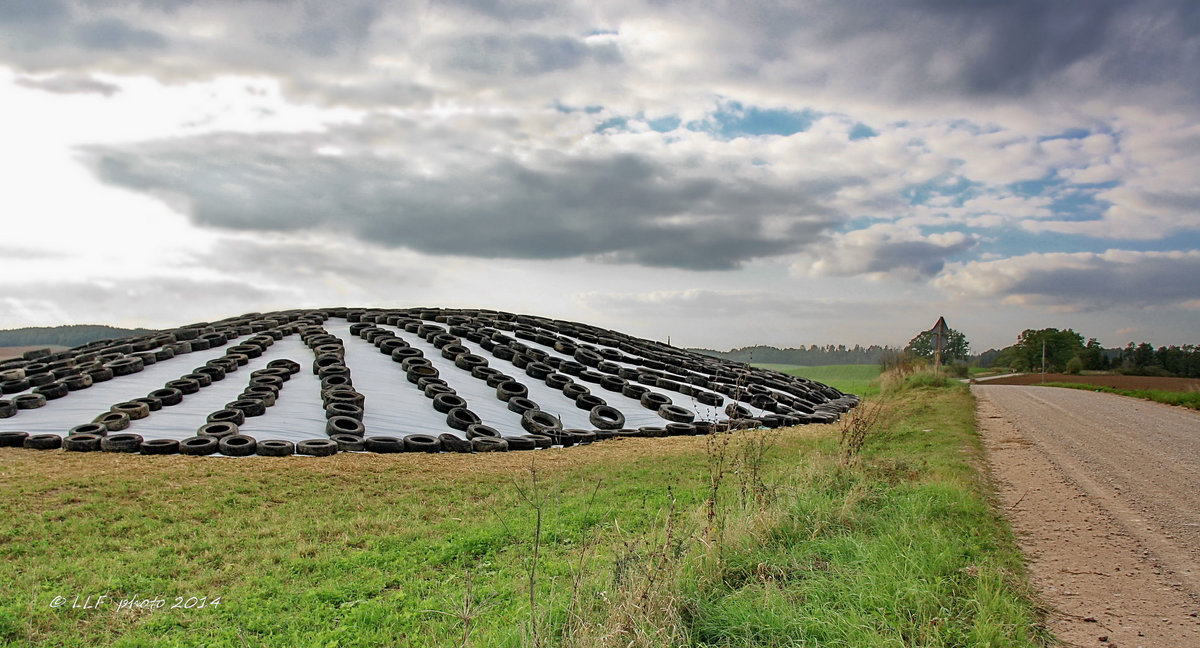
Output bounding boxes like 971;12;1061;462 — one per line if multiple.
754;363;882;397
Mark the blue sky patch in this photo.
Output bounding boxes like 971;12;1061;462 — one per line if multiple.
849;122;878;140
686;101;820;139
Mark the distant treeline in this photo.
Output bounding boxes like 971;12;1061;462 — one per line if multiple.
690;344;900;366
0;325;154;349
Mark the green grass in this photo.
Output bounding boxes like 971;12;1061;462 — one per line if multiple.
753;364;882;398
683;383;1046;647
1044;382;1200;410
0;382;1048;647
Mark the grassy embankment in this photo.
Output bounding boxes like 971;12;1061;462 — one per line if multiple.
0;373;1048;647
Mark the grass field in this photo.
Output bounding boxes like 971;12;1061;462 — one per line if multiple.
753;363;882;398
0;377;1048;647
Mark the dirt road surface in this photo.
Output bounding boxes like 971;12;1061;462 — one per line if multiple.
975;385;1200;647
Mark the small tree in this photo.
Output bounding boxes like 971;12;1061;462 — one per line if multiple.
905;328;969;362
1064;355;1083;375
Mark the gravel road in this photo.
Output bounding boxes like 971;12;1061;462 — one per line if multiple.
975;385;1200;647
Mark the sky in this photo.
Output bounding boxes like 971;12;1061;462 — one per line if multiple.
1;0;1198;352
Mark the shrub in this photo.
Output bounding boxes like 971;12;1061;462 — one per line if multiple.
1064;356;1083;375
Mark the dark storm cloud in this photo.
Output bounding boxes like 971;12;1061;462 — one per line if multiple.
81;128;852;271
862;238;977;278
0;1;1194;109
1007;254;1200;310
74;17;166;51
939;251;1200;311
438;33;621;76
707;0;1200;105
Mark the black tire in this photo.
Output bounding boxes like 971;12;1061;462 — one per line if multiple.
140;438;180;455
64;434;102;452
182;372;213;388
455;354;487;371
446;407;482;431
324;389;365;408
506;397;539;415
219;435;257;457
101;433;143;453
195;365;226;382
658;404;695;423
466;424;501;440
207;408;246;426
93;411;130;431
472;366;500;381
297;439;340;456
575;393;605;410
226;398;266;417
578;370;604;384
326;416;365;437
63;372;93;391
521;409;563;435
600;375;626;392
325;402;363;421
526;362;554;380
573;430;598;444
15;393;47;410
665;422;695;436
589;405;625;430
33;382;69;400
104;357;144;376
506;435;536;451
87;367;114;383
622;384;649;400
256;439;295;456
391;347;423;363
406;365;438;384
439;433;472;453
0;378;29;394
725;403;752;418
696;391;723;406
242;387;277;407
69;423;108;437
485;373;513;388
433;393;469;414
545;374;572;390
523;433;553;448
165;378;200;394
472;437;509;452
495;380;528;401
266;358;301;375
24;434;62;450
322;376;354;394
593;429;616;441
563;383;590;400
0;430;29;446
364;436;405;453
638;426;668;438
404;434;441;453
0;399;15;418
27;373;55;387
640;392;671;410
198;421;239;439
180;435;218;455
111;401;150;420
330;434;364;452
150;388;184;406
133;396;162;412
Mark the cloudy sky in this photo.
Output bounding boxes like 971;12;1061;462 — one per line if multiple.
2;0;1198;351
